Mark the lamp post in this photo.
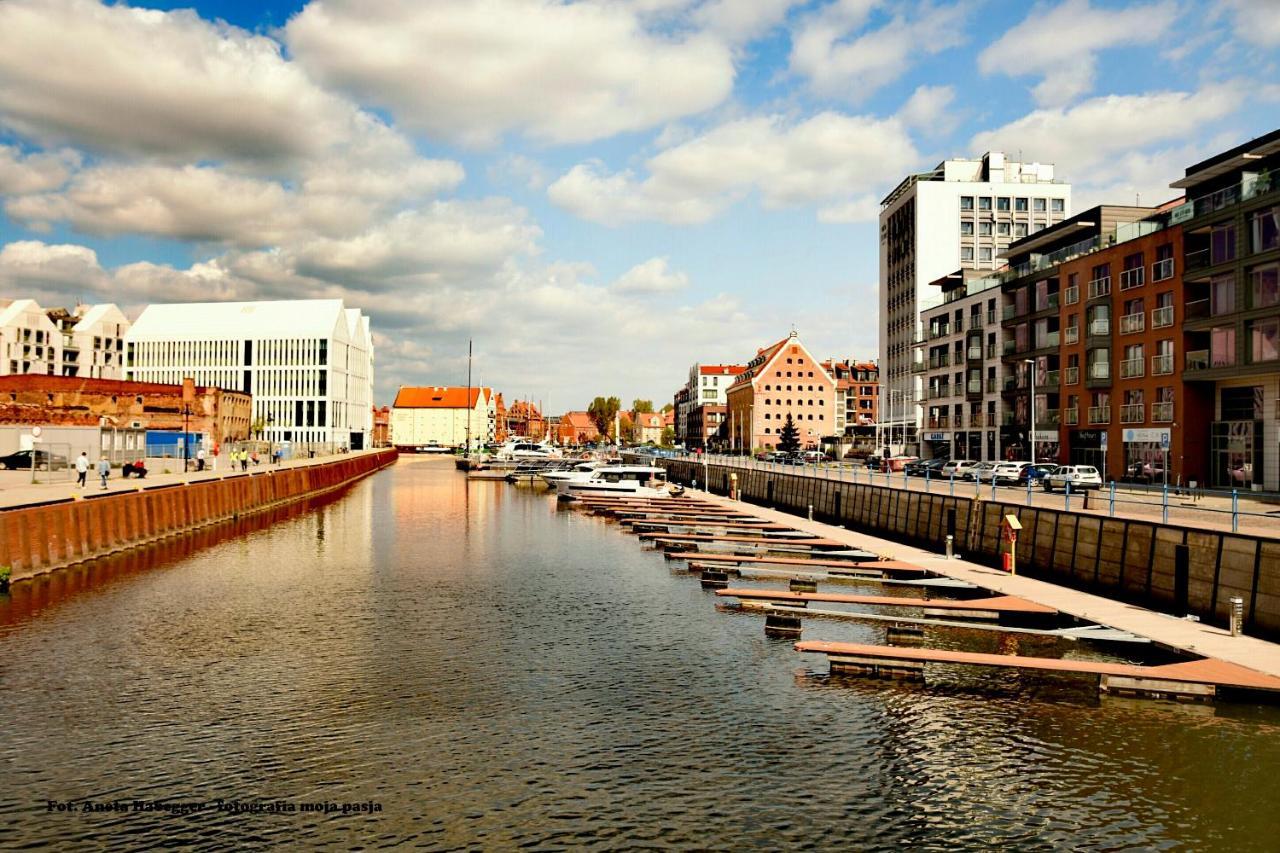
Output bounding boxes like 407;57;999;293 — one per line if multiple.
182;404;192;472
1023;358;1036;465
266;414;276;464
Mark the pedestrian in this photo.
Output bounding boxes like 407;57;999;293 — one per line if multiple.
75;451;89;488
251;450;259;466
197;446;206;472
211;443;219;472
240;449;248;472
97;456;110;490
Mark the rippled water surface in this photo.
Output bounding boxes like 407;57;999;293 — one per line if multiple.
2;457;1279;850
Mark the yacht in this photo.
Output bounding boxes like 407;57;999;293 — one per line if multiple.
495;439;562;461
555;466;678;500
539;460;601;487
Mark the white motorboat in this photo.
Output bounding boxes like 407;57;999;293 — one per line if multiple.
555;466;678;500
495;439;562;461
539;460;600;486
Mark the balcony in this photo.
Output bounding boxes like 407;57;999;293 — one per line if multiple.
1039;410;1061;427
1152;258;1174;282
969;313;984;329
1088;276;1112;299
1003;376;1024;393
1120;357;1145;379
1088;405;1111;424
1002;339;1017;355
1168;175;1273;224
1088;319;1111;337
1034;293;1060;313
1064;365;1079;385
1034;331;1060;350
1152;401;1174;423
1064;326;1079;345
1185;349;1210;370
1121;403;1145;423
967;346;983;361
1063;407;1079;425
1186;248;1211;272
1064;284;1079;305
1185;298;1210;320
1119;267;1145;290
1120;312;1145;334
1002;304;1019;321
970;412;985;427
911;359;927;373
1043;369;1060;389
928;385;952;400
986;343;998;359
930;325;952;340
987;309;997;325
927;417;950;429
986;378;999;393
967;379;983;395
1151;353;1174;376
1088;363;1111;382
928;354;951;369
1151;305;1174;328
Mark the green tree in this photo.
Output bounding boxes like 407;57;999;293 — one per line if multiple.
588;396;621;436
777;413;801;453
251;416;266;439
660;403;674;413
660;426;675;447
618;413;635;444
632;399;654;414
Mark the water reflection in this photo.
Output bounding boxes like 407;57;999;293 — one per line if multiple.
1;457;1278;851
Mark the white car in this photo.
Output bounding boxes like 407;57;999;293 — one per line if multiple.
991;461;1030;485
964;462;997;482
940;460;976;478
1043;465;1103;492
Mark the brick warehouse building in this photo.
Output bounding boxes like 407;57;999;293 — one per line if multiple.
0;374;252;443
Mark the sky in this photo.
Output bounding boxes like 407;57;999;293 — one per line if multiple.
0;0;1277;412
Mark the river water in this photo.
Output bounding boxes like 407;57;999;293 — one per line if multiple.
2;457;1278;850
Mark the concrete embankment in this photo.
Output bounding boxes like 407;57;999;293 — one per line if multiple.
0;449;397;582
662;459;1279;639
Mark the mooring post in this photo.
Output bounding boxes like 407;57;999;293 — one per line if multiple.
1230;596;1244;636
925;469;930;492
990;479;996;501
945;534;954;559
1109;481;1116;516
808;504;813;521
949;473;954;496
1231;489;1239;533
1174;543;1190;617
1064;480;1071;510
1162;483;1169;524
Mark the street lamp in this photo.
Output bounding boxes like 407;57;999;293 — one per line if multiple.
266;414;276;464
1023;358;1036;465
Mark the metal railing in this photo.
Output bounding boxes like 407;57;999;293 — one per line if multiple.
1002;339;1017;355
1088;276;1112;299
1035;331;1060;350
911;359;927;373
1120;312;1145;334
1152;258;1174;281
1186;248;1211;271
928;354;951;369
1064;366;1079;385
928;385;952;399
1035;293;1060;312
1151;305;1174;328
1121;403;1145;423
1089;363;1111;381
1168;175;1273;224
1120;357;1145;378
1152;401;1174;422
1151;353;1174;375
927;417;950;429
1119;267;1145;290
1002;304;1021;321
1043;369;1060;388
970;412;985;427
1063;407;1079;425
967;347;983;361
1088;405;1111;424
1089;319;1111;337
1064;284;1079;305
967;379;983;394
1064;326;1079;345
986;378;999;393
1186;349;1210;370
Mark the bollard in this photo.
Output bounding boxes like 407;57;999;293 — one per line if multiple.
1026;478;1032;506
1229;597;1244;636
991;480;996;502
1064;480;1071;510
945;534;954;559
925;469;930;492
1232;489;1239;533
692;478;698;490
1109;481;1116;517
949;473;955;496
808;504;814;521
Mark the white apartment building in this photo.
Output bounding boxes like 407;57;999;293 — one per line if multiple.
390;386;496;450
125;299;374;450
0;299;131;378
879;152;1070;455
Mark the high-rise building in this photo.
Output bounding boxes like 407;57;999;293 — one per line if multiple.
879;152;1070;455
125;299;374;450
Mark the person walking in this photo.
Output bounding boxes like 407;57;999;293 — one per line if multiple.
76;451;89;488
240;448;248;472
196;446;206;472
97;456;110;490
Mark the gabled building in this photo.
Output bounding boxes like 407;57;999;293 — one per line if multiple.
629;411;664;444
557;410;600;445
725;331;836;452
0;300;132;379
391;386;496;450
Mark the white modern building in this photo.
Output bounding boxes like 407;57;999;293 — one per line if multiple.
125;299;374;450
0;299;131;379
879;152;1070;455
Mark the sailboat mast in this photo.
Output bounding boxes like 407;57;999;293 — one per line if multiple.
464;339;473;453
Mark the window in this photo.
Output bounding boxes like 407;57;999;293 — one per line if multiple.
1250;318;1279;363
1252;264;1279;308
961;247;974;261
1211;274;1236;315
1051;199;1065;213
1211;326;1236;367
1211;224;1237;264
997;222;1010;236
979;221;992;236
1251;206;1279;253
1015;197;1028;212
961;221;974;235
1034;198;1047;212
979;247;992;262
1014;223;1028;237
997;197;1010;212
979;197;992;211
960;196;974;210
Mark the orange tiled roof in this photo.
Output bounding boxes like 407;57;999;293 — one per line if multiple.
393;386;489;408
699;364;746;375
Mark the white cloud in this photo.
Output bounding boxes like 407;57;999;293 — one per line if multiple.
790;1;968;100
1220;0;1280;47
693;0;799;44
610;257;690;295
285;0;735;146
900;84;957;133
978;0;1180;107
486;154;551;191
0;146;79;195
970;85;1245;180
816;196;880;224
549;111;918;225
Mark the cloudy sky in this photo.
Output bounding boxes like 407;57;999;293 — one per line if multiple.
0;0;1277;410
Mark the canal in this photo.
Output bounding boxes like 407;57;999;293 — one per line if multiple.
2;457;1278;849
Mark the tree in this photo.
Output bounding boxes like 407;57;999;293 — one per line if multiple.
632;399;654;414
588;396;621;435
618;413;634;444
251;416;266;440
660;426;675;447
777;413;801;453
660;403;674;413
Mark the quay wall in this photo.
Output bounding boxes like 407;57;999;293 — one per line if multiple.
663;460;1279;639
0;449;397;582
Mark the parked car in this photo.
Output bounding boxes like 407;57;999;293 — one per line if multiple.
940;460;976;478
964;461;997;482
800;450;829;464
904;457;949;477
991;461;1030;485
1015;463;1057;486
865;456;883;470
1043;465;1103;492
0;449;69;470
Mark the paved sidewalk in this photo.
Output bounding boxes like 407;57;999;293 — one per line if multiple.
691;488;1280;680
0;449;384;510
